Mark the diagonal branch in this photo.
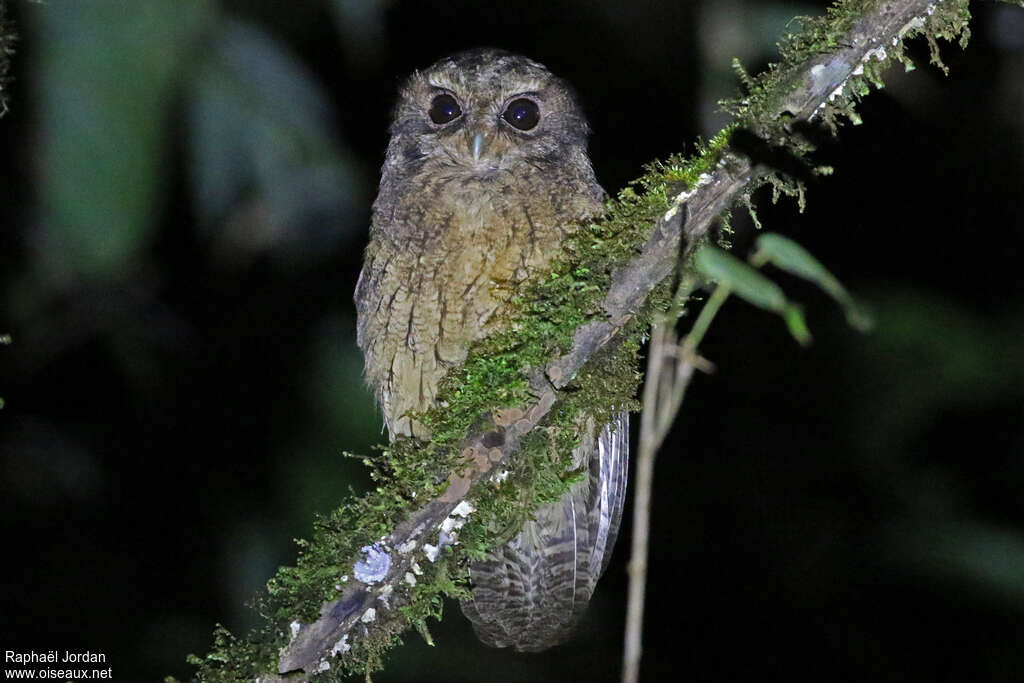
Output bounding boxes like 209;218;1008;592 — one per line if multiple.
203;1;985;680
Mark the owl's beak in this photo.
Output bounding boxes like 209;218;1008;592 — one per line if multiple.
471;132;489;161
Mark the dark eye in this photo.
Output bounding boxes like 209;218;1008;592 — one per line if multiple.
502;98;540;131
428;93;462;125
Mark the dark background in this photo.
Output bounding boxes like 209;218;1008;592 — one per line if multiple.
2;0;1023;681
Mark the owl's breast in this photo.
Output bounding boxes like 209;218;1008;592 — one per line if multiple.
356;170;601;439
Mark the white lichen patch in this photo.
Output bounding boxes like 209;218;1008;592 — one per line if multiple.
377;584;394;607
866;46;888;63
439;520;464;540
812;38;896;121
317;659;331;672
899;16;926;39
353;543;392;584
404;572;417;587
360;607;377;624
423;543;440;562
289;620;301;640
330;635;350;657
664;172;713;220
438;499;475;541
854;46;888;75
451;500;475;517
398;539;418;554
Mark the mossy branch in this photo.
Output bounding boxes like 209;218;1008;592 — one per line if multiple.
181;1;1016;681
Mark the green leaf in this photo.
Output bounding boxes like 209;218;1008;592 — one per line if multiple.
31;0;208;285
751;233;873;332
188;19;364;265
782;305;813;347
695;245;788;312
695;245;811;346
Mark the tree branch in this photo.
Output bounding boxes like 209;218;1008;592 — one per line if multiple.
185;1;996;680
270;1;970;678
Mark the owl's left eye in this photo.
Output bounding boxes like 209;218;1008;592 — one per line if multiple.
429;94;462;125
502;98;541;131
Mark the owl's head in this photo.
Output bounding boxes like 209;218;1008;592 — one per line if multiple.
386;49;591;176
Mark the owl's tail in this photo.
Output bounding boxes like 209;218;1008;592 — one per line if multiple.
460;413;629;652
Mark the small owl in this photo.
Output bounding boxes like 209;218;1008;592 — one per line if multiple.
355;48;628;651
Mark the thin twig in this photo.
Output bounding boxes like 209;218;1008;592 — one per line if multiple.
623;321;669;683
622;280;731;682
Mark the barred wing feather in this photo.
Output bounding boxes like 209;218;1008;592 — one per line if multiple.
461;413;629;651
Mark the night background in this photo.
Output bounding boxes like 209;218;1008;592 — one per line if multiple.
1;0;1023;681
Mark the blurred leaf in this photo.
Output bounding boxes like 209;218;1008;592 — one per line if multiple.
278;316;380;526
782;305;812;346
329;0;392;68
872;293;1015;394
695;245;811;345
886;520;1024;605
843;291;1023;460
752;232;873;331
188;19;364;266
1;416;106;507
31;0;208;285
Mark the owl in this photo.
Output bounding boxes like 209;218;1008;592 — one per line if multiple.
355;48;628;652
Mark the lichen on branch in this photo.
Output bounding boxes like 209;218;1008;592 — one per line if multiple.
179;1;992;681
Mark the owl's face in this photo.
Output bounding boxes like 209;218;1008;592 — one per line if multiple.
386;49;590;177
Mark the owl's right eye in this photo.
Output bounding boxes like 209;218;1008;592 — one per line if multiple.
428;94;462;125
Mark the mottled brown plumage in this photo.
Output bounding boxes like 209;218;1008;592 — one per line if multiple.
355;48;627;651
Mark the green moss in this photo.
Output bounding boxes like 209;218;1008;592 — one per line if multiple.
177;625;280;683
185;1;984;680
721;0;974;136
187;141;704;682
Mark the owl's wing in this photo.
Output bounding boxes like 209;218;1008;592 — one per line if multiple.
353;249;379;358
460;412;629;652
